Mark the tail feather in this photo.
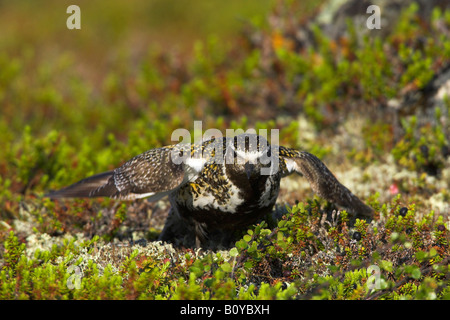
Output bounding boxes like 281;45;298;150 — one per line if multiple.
45;171;118;198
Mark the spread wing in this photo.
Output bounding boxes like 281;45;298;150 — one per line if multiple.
45;145;204;201
278;146;374;219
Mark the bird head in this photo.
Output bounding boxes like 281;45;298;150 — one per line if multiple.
226;133;275;179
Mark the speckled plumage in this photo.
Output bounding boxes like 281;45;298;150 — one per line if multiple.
46;133;373;246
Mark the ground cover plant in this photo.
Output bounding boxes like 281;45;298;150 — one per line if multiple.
0;0;449;300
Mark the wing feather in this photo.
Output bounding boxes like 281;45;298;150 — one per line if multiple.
46;146;191;201
279;146;374;219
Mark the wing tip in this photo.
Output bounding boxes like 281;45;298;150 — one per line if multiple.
44;171;117;199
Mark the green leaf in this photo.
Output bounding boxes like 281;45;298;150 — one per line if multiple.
379;260;393;272
244;261;254;270
229;247;239;257
236;239;248;250
221;262;232;273
411;266;422;280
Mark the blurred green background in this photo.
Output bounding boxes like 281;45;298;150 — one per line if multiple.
0;0;323;193
1;0;272;134
1;0;272;58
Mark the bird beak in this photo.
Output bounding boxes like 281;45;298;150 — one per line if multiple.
244;162;255;180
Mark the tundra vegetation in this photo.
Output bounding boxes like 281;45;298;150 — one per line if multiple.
0;0;449;300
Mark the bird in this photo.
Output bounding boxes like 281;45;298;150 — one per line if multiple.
46;133;374;247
